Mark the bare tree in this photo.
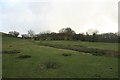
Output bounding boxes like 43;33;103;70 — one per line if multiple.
28;30;35;38
87;29;99;35
59;27;76;34
9;31;19;37
21;34;30;39
59;27;76;40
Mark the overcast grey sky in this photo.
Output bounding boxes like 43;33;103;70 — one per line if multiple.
0;0;119;34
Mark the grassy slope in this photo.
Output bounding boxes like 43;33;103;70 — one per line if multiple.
2;37;118;78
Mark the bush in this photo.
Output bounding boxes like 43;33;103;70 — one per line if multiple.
18;55;31;59
2;50;20;54
39;61;60;70
9;45;12;47
44;61;59;69
62;53;72;56
9;31;19;37
94;74;101;77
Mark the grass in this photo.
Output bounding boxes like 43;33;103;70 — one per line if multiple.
2;37;119;78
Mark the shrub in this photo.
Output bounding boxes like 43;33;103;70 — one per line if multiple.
39;61;60;70
18;55;31;59
62;53;72;56
9;31;19;37
2;50;20;54
44;61;59;69
9;45;12;47
94;74;101;77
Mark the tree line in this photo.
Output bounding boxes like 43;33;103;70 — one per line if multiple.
2;27;120;43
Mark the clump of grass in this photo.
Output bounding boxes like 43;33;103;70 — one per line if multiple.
9;45;12;47
62;53;72;56
91;49;106;56
18;55;31;59
109;67;112;69
39;64;46;70
2;50;20;54
94;74;101;78
39;61;60;70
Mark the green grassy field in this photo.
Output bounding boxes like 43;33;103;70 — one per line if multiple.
2;37;119;78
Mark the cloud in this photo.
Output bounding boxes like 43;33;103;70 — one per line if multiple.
0;0;119;35
0;0;52;34
47;0;118;33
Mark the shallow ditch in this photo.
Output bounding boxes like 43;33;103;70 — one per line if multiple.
38;43;119;57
